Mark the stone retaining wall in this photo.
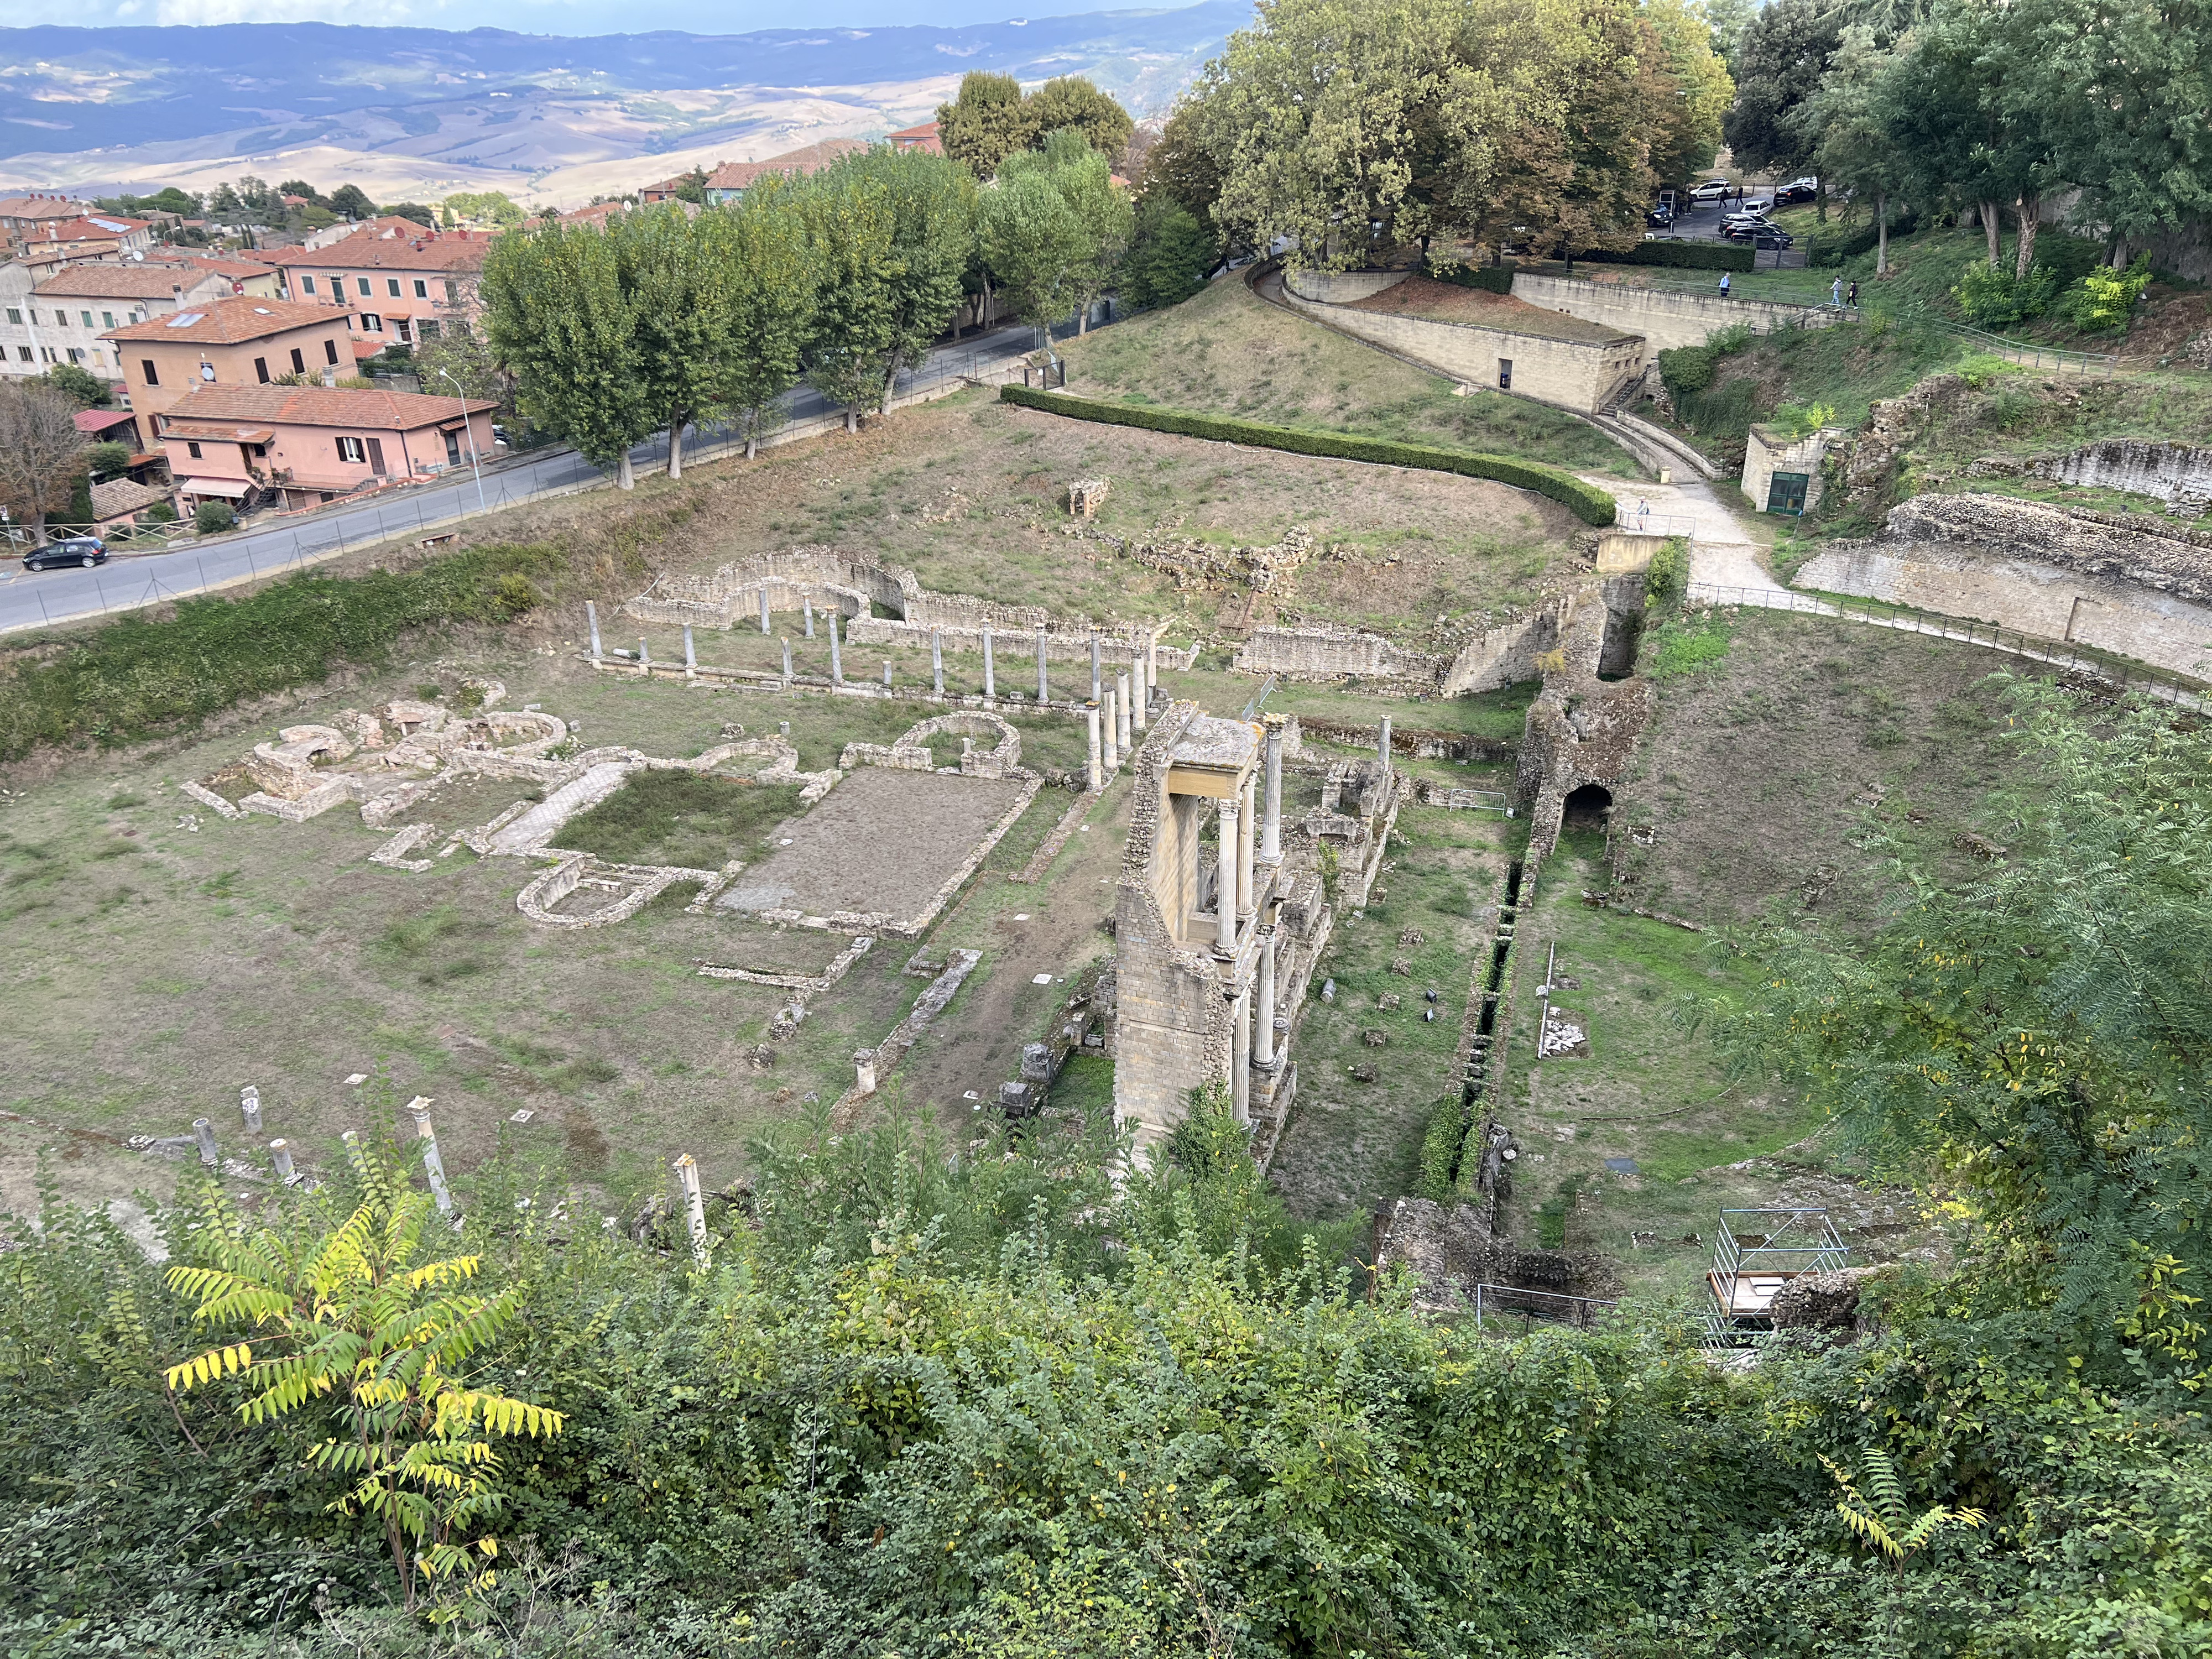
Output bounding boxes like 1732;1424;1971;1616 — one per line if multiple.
1510;271;1837;367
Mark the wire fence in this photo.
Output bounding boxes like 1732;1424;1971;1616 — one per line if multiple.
1469;1281;1621;1332
1687;581;2206;707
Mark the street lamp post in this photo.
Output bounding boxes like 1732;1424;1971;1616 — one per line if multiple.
437;368;488;514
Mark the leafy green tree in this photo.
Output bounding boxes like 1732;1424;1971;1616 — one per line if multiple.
1136;98;1229;252
1642;0;1736;187
714;177;817;458
1695;0;1761;67
327;183;377;221
276;178;326;207
982;165;1089;336
35;363;106;409
797;168;900;431
937;70;1031;180
1794;26;1910;272
1022;75;1136;166
615;202;735;480
1722;0;1841;194
82;441;132;481
192;500;235;535
384;200;436;229
165;1135;564;1612
444;190;526;229
1823;1449;1986;1650
820;145;978;405
1123;194;1219;309
1003;131;1132;331
483;220;656;487
1705;681;2212;1384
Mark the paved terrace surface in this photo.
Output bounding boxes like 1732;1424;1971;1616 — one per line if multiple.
0;320;1039;638
1346;275;1634;345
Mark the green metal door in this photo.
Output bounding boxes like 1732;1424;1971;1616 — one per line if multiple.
1766;471;1809;515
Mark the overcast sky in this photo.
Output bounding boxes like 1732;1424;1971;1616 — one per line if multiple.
18;0;1121;30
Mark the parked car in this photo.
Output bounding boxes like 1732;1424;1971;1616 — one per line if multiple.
1720;219;1785;241
1689;179;1735;202
1645;205;1674;228
23;535;107;571
1775;178;1819;204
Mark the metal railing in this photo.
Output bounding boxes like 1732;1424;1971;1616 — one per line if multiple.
1707;1208;1847;1345
1923;316;2119;376
1687;581;2208;708
1470;1281;1620;1332
1613;508;1698;538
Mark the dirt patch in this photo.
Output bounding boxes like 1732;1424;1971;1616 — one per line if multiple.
1346;275;1633;346
719;767;1026;927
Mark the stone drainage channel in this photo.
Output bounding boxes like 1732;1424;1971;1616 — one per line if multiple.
1445;857;1524;1194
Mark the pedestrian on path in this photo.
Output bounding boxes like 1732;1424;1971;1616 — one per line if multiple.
1847;278;1859;307
1832;276;1844;307
1636;498;1651;530
1719;272;1731;298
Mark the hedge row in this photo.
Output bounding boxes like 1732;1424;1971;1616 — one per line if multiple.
1575;240;1754;273
1425;262;1515;295
999;387;1619;526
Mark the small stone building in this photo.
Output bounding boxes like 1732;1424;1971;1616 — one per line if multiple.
1743;423;1841;517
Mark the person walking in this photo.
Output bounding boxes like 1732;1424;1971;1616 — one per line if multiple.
1832;276;1844;308
1847;278;1860;308
1636;498;1651;530
1719;271;1732;298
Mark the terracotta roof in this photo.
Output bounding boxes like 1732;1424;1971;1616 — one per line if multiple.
35;215;153;241
705;138;870;192
103;296;348;345
333;216;444;241
155;384;498;432
161;419;278;443
263;234;491;273
90;477;174;521
887;121;942;152
75;408;138;434
143;252;283;280
561;200;630;226
35;265;226;299
0;193;85;218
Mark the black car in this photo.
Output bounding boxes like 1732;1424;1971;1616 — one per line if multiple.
23;535;107;571
1645;206;1674;228
1775;179;1818;205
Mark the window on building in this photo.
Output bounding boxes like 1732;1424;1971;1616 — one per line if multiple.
444;280;459;303
53;310;67;327
92;352;105;368
290;347;305;374
13;347;29;363
413;279;427;299
141;358;158;385
81;310;93;328
187;441;203;459
66;348;83;363
418;320;441;340
101;311;115;328
387;278;401;297
362;313;383;333
254;356;270;383
40;347;55;363
357;277;372;296
337;436;367;464
1498;359;1513;391
302;276;316;294
324;339;339;366
129;310;143;324
3;307;18;325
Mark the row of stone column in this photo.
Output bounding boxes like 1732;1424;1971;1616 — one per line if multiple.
1224;719;1288;1126
1083;647;1161;790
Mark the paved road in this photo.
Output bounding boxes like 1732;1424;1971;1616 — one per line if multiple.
0;321;1041;636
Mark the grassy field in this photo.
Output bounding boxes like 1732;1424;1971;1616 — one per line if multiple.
1611;609;2039;929
1062;273;1636;477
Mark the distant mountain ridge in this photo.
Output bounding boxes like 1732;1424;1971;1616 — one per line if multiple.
0;7;1243;161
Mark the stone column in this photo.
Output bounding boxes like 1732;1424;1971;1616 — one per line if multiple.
238;1085;262;1134
1131;656;1147;731
1255;928;1278;1067
1215;798;1239;953
804;596;815;638
828;613;842;685
1261;716;1284;864
881;660;892;688
1232;990;1251;1126
673;1153;708;1267
1379;714;1392;769
586;601;602;661
1115;672;1131;750
1036;626;1049;702
408;1098;453;1217
1147;637;1159;695
1087;703;1103;792
192;1117;217;1167
1091;632;1102;703
1102;686;1119;771
1237;771;1256;916
684;624;697;678
782;638;793;683
758;588;770;634
854;1048;878;1094
269;1139;296;1184
983;625;995;698
932;630;944;695
638;637;650;674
